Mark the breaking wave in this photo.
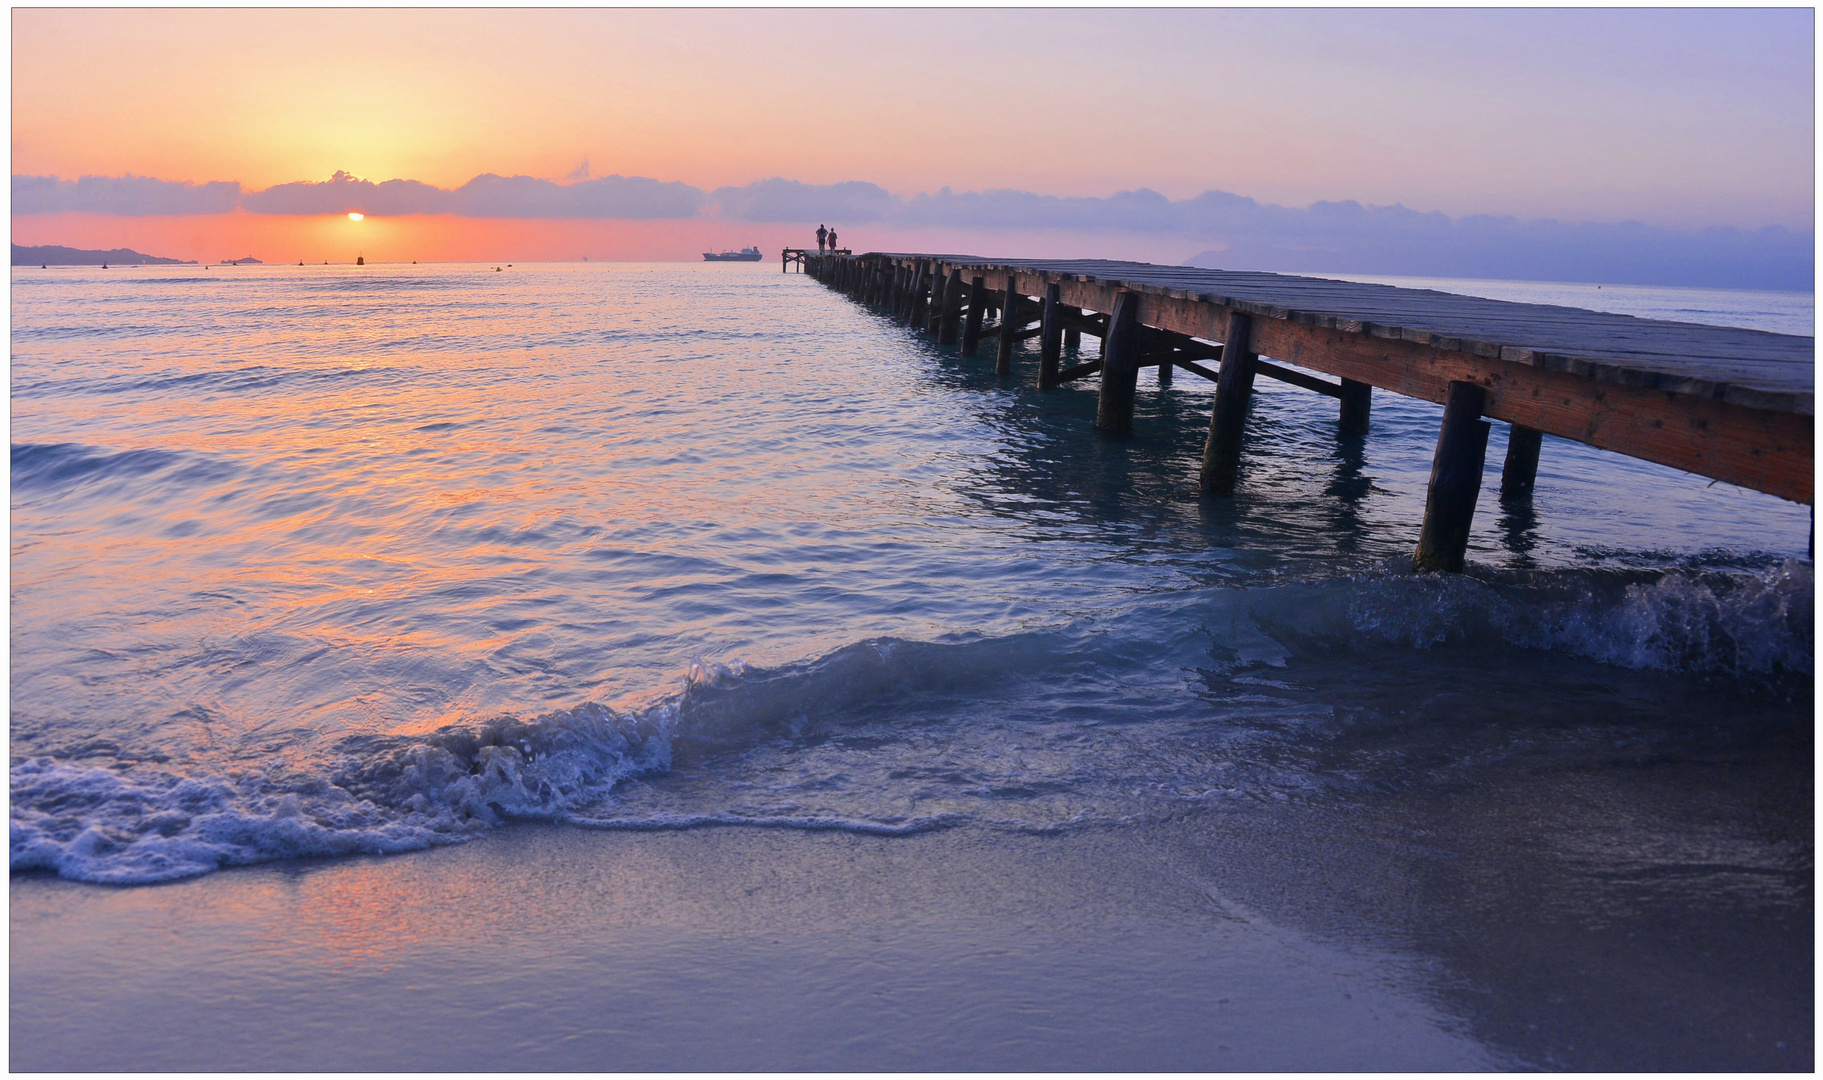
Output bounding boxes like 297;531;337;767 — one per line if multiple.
11;561;1810;885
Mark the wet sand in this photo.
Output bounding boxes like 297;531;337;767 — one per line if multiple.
13;766;1811;1072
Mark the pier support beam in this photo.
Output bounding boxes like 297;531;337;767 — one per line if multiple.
997;282;1021;376
1157;350;1174;386
1200;313;1259;495
1414;381;1492;573
1064;326;1082;351
938;270;965;345
1501;424;1543;501
1038;283;1063;388
961;276;987;356
1095;292;1144;435
1339;379;1372;435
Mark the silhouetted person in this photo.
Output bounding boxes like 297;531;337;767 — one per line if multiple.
816;224;828;253
827;228;838;252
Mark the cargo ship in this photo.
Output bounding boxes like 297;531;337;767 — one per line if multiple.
703;245;763;262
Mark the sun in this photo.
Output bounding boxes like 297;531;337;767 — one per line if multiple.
347;212;364;222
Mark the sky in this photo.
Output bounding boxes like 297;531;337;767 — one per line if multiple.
10;8;1816;285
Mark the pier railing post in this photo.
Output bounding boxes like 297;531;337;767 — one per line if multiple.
1414;381;1492;573
1500;424;1543;501
996;279;1021;376
961;276;987;356
938;269;964;345
1095;292;1144;434
1038;283;1063;388
1339;379;1371;435
1200;312;1259;495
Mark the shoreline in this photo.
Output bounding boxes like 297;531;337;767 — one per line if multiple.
14;775;1810;1071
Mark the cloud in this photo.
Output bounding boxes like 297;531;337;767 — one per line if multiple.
12;173;241;215
450;173;705;218
241;171;453;215
711;178;896;223
240;170;707;219
1181;201;1815;291
12;170;1811;288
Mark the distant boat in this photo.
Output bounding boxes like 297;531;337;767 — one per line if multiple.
703;245;763;262
356;256;365;266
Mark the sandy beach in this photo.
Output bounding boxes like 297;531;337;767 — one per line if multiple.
15;755;1810;1072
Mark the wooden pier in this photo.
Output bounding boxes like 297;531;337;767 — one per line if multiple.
783;247;850;272
797;252;1814;571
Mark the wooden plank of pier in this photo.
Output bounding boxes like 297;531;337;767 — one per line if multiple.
797;251;1813;568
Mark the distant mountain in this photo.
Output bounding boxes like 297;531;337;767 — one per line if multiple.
13;243;196;266
219;256;262;265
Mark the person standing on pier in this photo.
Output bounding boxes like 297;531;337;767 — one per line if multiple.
827;227;838;252
816;224;828;254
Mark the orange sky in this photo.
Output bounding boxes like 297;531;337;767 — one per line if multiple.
12;9;1814;263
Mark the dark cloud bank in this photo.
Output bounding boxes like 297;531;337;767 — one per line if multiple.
14;171;1812;290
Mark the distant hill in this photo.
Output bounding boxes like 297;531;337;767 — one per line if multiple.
13;243;196;266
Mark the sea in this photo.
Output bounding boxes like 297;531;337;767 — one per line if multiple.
9;261;1814;1068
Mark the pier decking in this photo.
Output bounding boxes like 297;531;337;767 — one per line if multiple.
793;251;1814;571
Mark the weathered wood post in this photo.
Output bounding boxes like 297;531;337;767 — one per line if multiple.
908;261;930;325
1414;381;1492;573
938;269;965;345
1500;425;1544;500
1200;312;1259;495
1038;283;1063;388
996;278;1021;376
960;276;988;356
926;264;948;335
1064;326;1082;351
1095;292;1144;434
1339;379;1372;435
1157;343;1174;385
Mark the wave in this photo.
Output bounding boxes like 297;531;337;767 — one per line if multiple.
11;561;1809;885
13;441;187;492
1255;558;1812;680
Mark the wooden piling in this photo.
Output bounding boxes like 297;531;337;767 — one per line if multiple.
1157;348;1174;385
926;265;948;335
938;269;965;346
906;261;928;325
1039;283;1064;389
1064;326;1082;351
1501;424;1544;501
1096;292;1144;435
1339;379;1372;435
961;276;988;356
996;281;1021;376
1414;381;1492;572
1200;312;1259;495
